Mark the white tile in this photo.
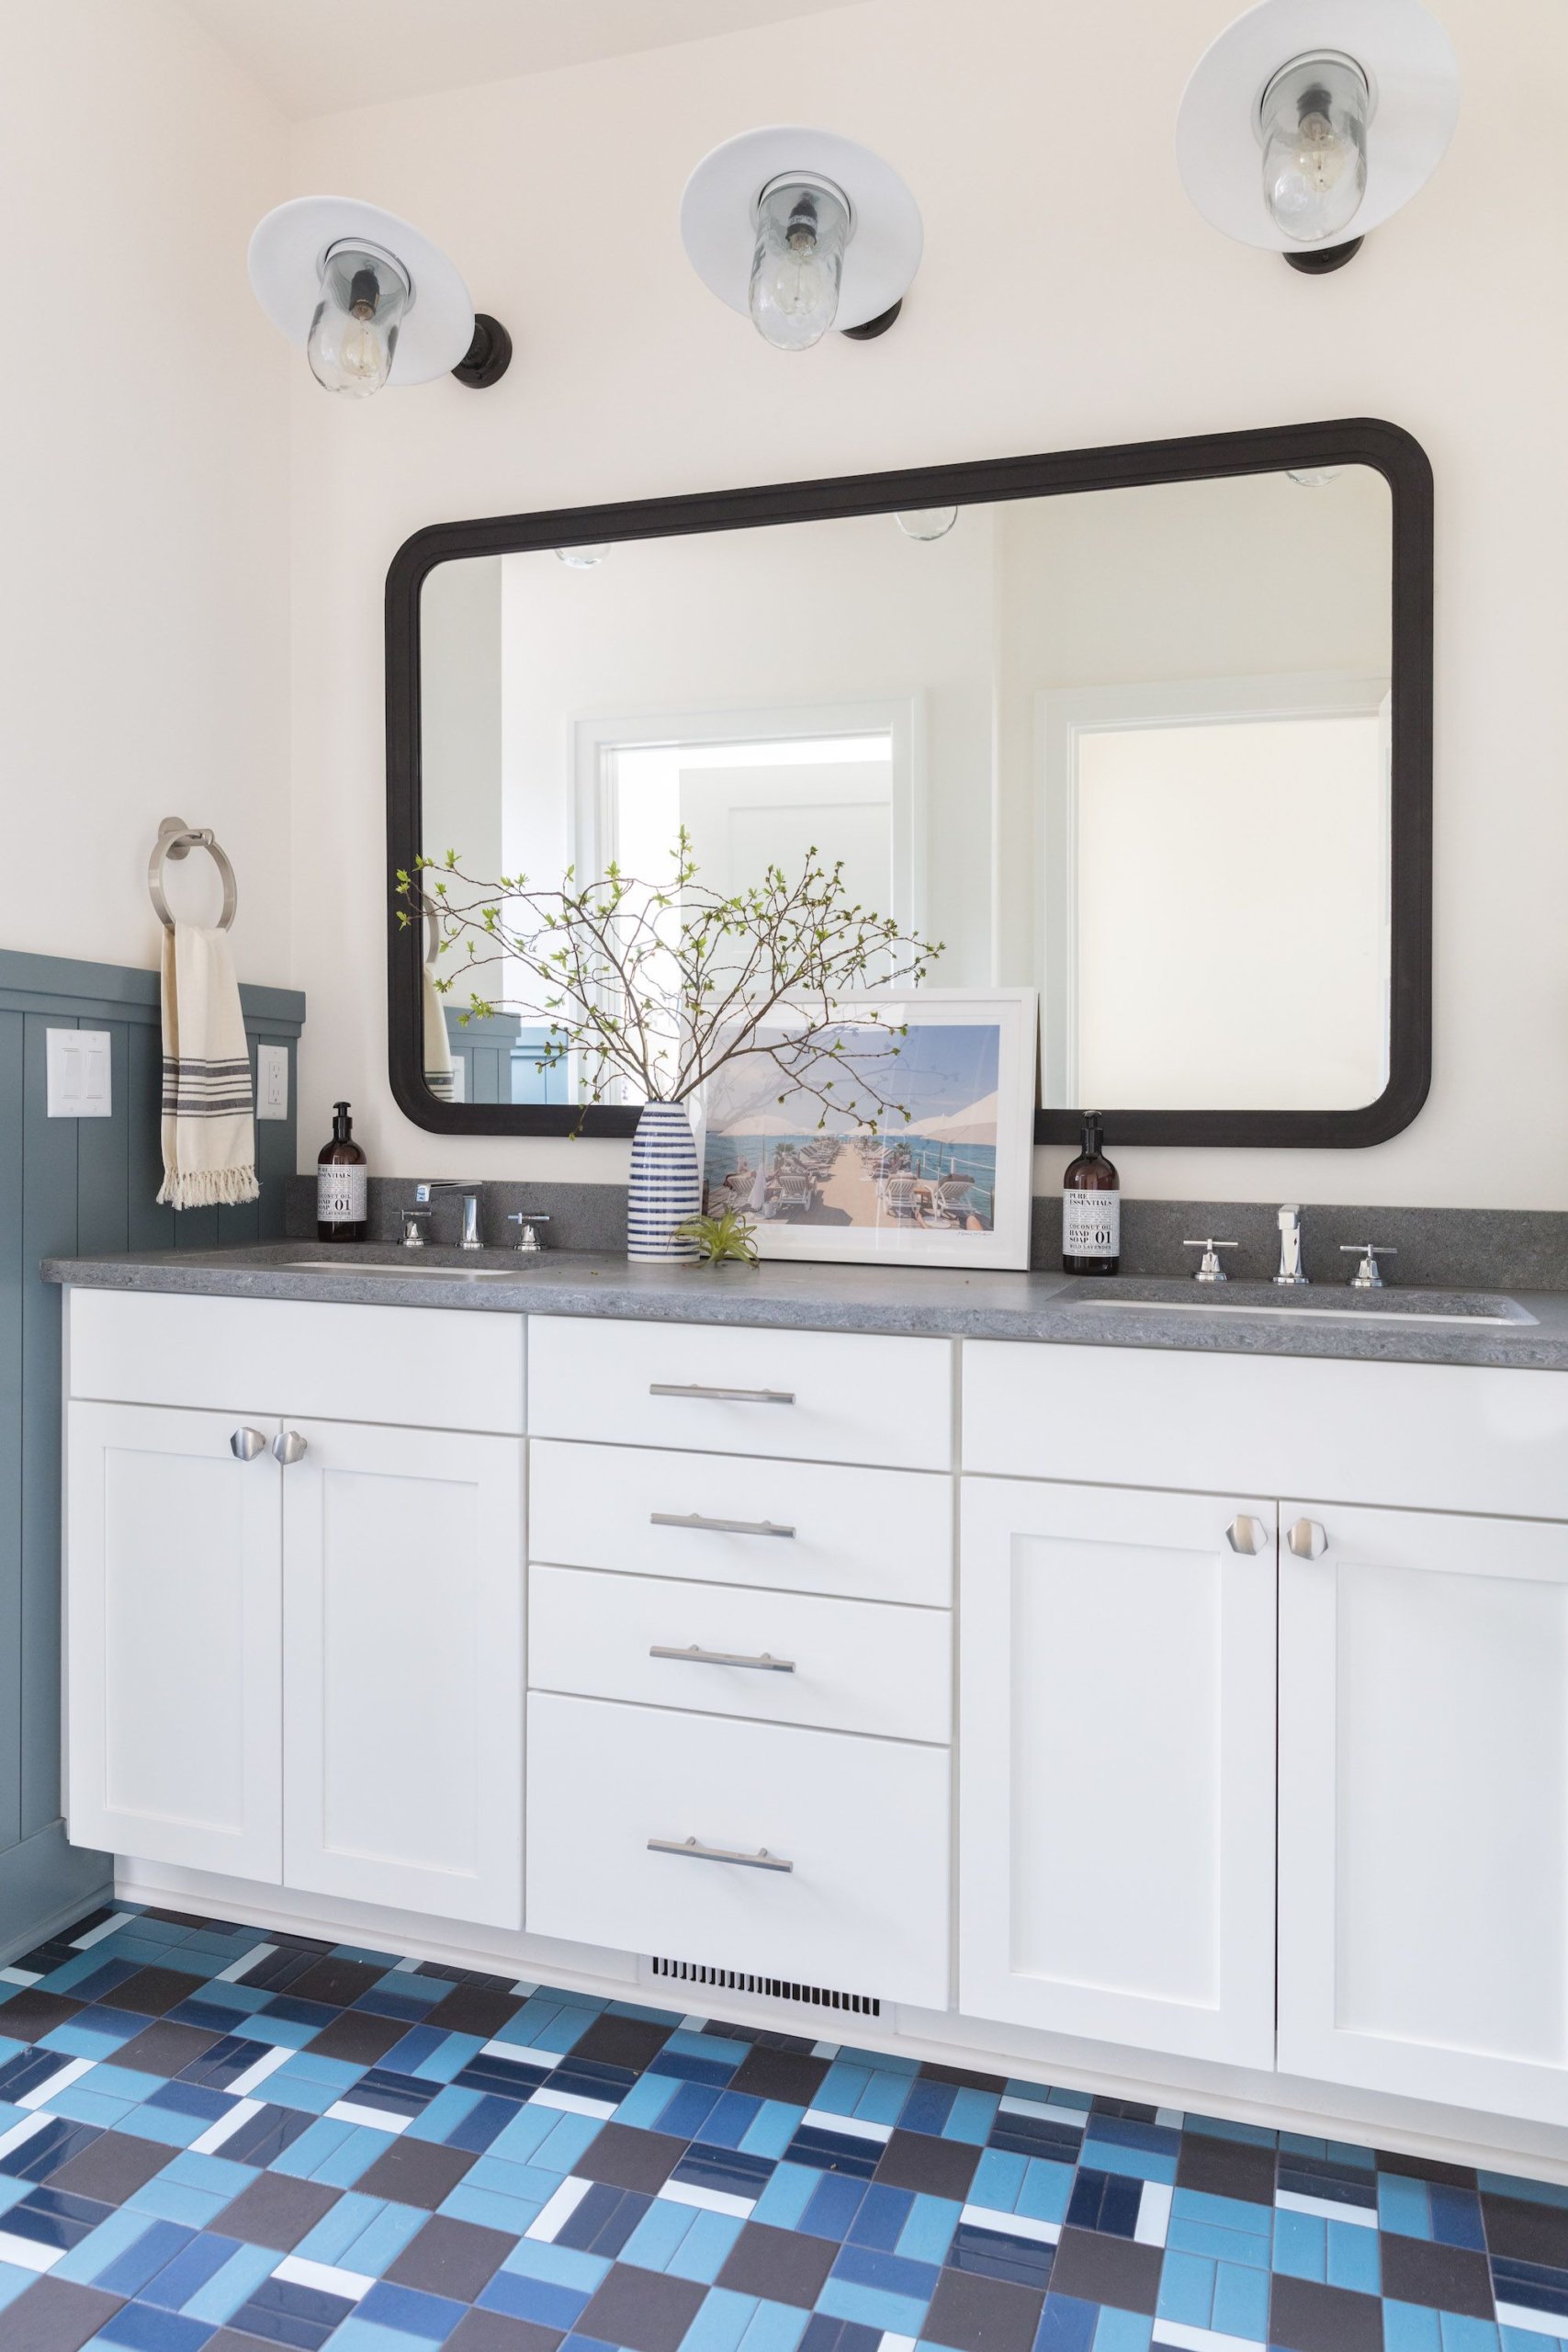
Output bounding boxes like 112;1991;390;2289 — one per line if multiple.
526;2177;593;2243
478;2038;548;2071
998;2094;1086;2130
0;1970;41;1988
0;2232;65;2274
1274;2188;1377;2229
1155;2108;1187;2131
0;2114;53;2162
391;1957;423;1975
657;2179;757;2220
1135;2180;1174;2247
680;2015;710;2034
1153;2323;1266;2352
879;2336;918;2352
216;1943;276;1984
18;2058;94;2110
529;2088;616;2120
325;2098;412;2135
273;2255;375;2301
510;1981;540;1998
69;1912;134;1951
801;2107;890;2143
1494;2306;1568;2341
189;2098;265;2156
958;2204;1062;2247
225;2044;293;2098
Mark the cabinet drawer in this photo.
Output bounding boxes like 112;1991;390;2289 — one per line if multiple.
963;1340;1568;1520
530;1564;950;1743
67;1289;523;1436
526;1692;950;2008
529;1439;951;1606
528;1316;951;1469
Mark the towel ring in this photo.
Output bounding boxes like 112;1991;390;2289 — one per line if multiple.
149;816;238;933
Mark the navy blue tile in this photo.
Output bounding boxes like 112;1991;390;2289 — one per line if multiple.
1066;2168;1143;2240
948;2219;1058;2290
987;2109;1087;2162
217;2103;316;2169
668;2143;774;2201
783;2124;882;2178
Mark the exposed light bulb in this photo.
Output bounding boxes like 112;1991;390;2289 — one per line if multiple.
897;508;958;541
307;243;411;397
749;176;850;351
1259;54;1370;245
555;546;609;569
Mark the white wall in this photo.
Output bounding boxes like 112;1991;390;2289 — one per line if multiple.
286;0;1566;1204
0;3;290;983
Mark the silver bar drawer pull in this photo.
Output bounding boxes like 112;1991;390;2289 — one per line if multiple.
648;1835;794;1872
650;1510;796;1540
649;1643;797;1673
649;1383;795;1405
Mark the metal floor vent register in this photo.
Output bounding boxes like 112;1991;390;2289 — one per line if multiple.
649;1954;883;2017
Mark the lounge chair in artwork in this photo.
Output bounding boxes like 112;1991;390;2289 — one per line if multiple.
881;1173;921;1220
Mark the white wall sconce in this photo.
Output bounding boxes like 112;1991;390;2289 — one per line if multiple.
681;128;922;350
1177;0;1459;274
248;196;513;396
897;508;957;540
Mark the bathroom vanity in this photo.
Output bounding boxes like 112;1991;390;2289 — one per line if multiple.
42;1248;1568;2174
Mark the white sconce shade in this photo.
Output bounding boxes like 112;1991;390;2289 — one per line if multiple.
1177;0;1459;268
249;196;511;390
682;128;923;345
897;508;958;540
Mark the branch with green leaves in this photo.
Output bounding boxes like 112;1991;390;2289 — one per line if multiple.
396;834;943;1133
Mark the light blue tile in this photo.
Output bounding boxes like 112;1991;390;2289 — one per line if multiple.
313;2320;427;2352
122;2175;231;2232
816;2063;873;2118
855;2072;918;2127
1156;2251;1214;2327
1170;2188;1274;2239
615;2073;679;2129
621;2197;696;2275
295;2190;386;2267
405;2085;483;2143
971;2149;1027;2211
37;2081;139;2129
1439;2320;1501;2352
897;2196;962;2267
1093;2312;1152;2352
737;2298;809;2352
751;2164;818;2230
944;2087;1000;2143
0;2260;39;2312
501;2234;612;2293
1326;2215;1380;2294
1079;2138;1177;2188
1381;2175;1435;2240
814;2273;931;2335
1211;2258;1269;2342
339;2199;434;2278
740;2101;804;2160
669;2208;746;2284
436;2179;547;2235
681;2286;757;2352
181;2241;279;2325
1382;2301;1443;2352
1017;2160;1075;2225
51;2207;168;2286
1271;2209;1325;2282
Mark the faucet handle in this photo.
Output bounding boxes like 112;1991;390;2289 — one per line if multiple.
1183;1238;1237;1284
1341;1242;1396;1290
506;1211;550;1254
400;1207;432;1249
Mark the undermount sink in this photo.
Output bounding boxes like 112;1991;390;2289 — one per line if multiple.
278;1259;532;1280
1062;1278;1536;1328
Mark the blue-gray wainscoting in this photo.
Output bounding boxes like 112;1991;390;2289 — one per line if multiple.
0;948;305;1963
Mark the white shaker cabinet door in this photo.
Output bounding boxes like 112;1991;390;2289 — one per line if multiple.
959;1477;1277;2068
1279;1500;1568;2125
281;1419;525;1928
66;1400;283;1880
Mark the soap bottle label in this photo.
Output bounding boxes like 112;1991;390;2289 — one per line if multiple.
318;1165;367;1224
1063;1191;1120;1259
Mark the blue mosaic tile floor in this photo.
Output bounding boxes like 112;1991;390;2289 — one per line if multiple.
0;1907;1566;2352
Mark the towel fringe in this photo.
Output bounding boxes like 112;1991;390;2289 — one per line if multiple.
156;1166;261;1209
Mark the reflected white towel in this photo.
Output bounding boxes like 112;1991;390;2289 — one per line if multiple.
423;960;455;1100
157;922;259;1208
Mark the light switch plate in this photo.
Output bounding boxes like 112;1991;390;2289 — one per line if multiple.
47;1029;112;1118
256;1043;289;1122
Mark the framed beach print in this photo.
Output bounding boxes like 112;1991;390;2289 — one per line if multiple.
701;990;1038;1271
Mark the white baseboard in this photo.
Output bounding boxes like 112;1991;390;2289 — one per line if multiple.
118;1859;1568;2188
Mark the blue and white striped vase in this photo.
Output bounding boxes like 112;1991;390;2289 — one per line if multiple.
626;1100;702;1261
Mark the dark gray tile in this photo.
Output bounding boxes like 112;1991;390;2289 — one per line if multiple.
283;1957;386;2009
571;2124;686;2193
874;2129;981;2200
921;2267;1045;2352
717;2222;838;2307
101;2020;220;2075
1269;2272;1385;2352
355;2136;478;2211
212;2171;342;2250
446;2315;564;2352
1175;2132;1279;2205
577;2265;707;2352
0;1993;83;2044
44;2131;173;2204
421;1984;525;2039
1375;2147;1478;2191
0;2279;124;2351
1047;2228;1163;2314
96;1967;205;2017
1483;2193;1568;2268
386;2215;513;2302
914;2062;1007;2094
1380;2233;1493;2317
570;2014;675;2075
726;2047;829;2107
306;2009;412;2065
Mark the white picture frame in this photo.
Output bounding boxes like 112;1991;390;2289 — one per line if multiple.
700;989;1038;1272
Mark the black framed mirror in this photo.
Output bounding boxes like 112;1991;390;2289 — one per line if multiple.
387;417;1431;1147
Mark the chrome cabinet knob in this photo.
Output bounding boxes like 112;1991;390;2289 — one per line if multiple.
230;1427;266;1461
272;1430;309;1466
1225;1514;1268;1555
1287;1518;1328;1559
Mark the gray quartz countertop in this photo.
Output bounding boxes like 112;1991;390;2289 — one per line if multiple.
39;1243;1568;1370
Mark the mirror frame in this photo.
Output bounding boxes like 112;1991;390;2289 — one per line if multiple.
387;416;1432;1147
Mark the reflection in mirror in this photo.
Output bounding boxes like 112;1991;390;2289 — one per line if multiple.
417;465;1393;1116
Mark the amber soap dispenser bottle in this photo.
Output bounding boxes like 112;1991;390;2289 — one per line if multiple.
1062;1112;1120;1275
317;1101;368;1243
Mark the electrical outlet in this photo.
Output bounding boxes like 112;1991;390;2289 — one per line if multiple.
256;1043;288;1121
47;1029;112;1118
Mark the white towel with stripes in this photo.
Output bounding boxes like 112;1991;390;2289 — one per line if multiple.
423;957;455;1100
156;922;259;1208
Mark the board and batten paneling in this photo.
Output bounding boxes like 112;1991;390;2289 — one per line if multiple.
0;947;304;1963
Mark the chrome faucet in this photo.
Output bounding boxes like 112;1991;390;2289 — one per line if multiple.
415;1180;484;1250
1274;1204;1310;1286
